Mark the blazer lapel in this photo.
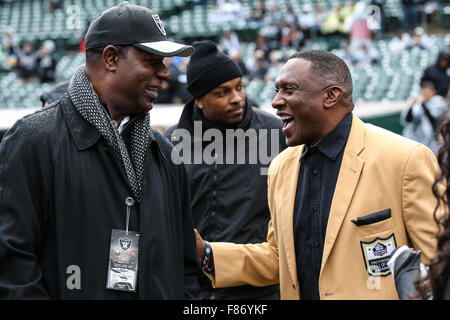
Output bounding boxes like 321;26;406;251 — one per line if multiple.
279;145;304;286
320;114;366;274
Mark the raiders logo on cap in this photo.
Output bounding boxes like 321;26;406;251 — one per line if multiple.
152;14;166;37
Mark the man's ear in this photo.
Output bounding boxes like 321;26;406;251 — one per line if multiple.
195;98;203;109
323;86;343;108
102;45;120;72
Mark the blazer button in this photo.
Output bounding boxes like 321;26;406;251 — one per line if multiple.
313;241;320;247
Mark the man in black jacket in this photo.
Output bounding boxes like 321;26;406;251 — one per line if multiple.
164;40;287;299
0;3;202;299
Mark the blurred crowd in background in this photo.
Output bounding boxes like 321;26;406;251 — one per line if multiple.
0;0;449;134
1;1;448;100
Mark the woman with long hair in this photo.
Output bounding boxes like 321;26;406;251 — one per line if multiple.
415;114;450;299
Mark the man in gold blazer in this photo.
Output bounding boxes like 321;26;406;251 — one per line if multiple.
196;50;443;299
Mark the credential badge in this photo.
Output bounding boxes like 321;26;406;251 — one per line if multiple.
152;14;166;36
360;233;397;277
119;237;132;250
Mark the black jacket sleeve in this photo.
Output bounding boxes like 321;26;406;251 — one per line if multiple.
0;119;52;299
179;164;203;299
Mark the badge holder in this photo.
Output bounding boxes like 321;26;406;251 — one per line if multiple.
106;197;140;292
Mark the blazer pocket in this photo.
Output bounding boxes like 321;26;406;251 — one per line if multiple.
351;209;392;226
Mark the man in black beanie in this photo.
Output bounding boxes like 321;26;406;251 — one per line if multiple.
165;40;286;300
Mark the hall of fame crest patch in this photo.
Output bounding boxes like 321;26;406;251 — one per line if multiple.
360;233;397;277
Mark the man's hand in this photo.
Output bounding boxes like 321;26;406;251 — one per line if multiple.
194;228;206;262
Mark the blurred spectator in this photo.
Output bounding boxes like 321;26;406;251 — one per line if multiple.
259;3;283;49
334;42;357;66
321;3;348;36
48;0;62;13
353;42;379;68
1;28;19;69
421;51;450;98
156;57;191;104
210;0;244;26
298;4;317;40
265;50;283;82
246;0;266;27
247;48;266;70
349;2;372;45
37;40;58;83
401;81;448;154
248;57;268;82
40;81;69;107
264;2;283;26
2;28;18;56
284;6;297;26
16;42;38;82
219;29;241;57
254;35;270;59
314;5;328;32
342;1;357;33
401;0;421;31
405;26;431;52
287;23;304;50
389;30;412;53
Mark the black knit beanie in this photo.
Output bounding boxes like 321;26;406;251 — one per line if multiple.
186;40;243;99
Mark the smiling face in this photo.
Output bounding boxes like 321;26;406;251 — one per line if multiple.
272;58;330;147
195;77;246;125
112;46;170;115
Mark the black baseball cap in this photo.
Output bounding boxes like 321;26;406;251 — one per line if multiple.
85;2;193;57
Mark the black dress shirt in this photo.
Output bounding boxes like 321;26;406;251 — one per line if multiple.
293;113;352;300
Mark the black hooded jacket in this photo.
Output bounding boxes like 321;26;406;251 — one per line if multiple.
421;51;450;97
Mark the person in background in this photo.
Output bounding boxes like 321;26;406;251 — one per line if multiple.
37;40;58;83
415;113;450;300
219;29;241;58
389;30;412;53
421;51;450;98
298;4;316;40
401;81;448;154
165;40;286;300
401;0;421;31
16;42;38;82
406;26;431;52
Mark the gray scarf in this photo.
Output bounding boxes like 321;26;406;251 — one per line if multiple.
68;64;151;201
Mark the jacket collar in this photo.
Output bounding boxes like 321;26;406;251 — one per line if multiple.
301;113;352;161
176;98;254;134
60;94;102;151
60;94;159;152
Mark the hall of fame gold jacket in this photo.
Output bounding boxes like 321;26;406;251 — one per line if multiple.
209;114;443;300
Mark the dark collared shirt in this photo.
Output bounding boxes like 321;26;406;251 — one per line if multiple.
293;113;352;300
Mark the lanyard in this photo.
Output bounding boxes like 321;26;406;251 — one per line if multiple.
125;197;135;236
